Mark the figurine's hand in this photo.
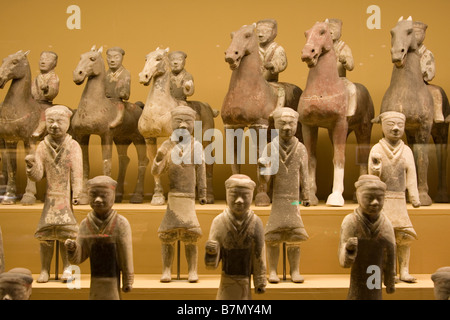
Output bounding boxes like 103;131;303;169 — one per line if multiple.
385;284;395;294
302;199;310;207
24;155;36;168
370;153;382;175
264;62;275;71
40;84;49;93
122;284;132;293
412;200;421;208
205;240;219;255
72;198;80;206
199;197;207;205
64;239;77;252
346;237;358;254
255;286;266;294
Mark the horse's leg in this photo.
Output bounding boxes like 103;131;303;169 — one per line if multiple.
0;139;7;195
224;124;243;174
77;134;91;204
147;137;165;206
252;124;270;207
326;120;347;207
1;140;18;204
130;137;149;204
114;141;130;203
100;133;114;177
21;139;37;205
302;125;319;206
431;123;449;203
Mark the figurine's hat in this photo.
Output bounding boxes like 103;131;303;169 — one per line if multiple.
270;107;299;121
106;47;125;55
45;105;73;118
413;21;428;31
0;268;33;286
87;175;117;190
225;174;256;191
171;106;197;119
354;174;386;191
379;111;406;122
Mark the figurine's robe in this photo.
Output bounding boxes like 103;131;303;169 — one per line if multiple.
170;69;194;101
259;42;287;82
261;137;309;242
67;210;134;300
369;139;419;238
31;70;59;103
28;135;83;241
205;209;266;300
105;66;131;101
339;209;396;300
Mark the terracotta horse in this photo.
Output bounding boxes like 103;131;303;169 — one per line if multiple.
0;50;49;205
377;17;450;205
72;46;149;203
138;47;218;205
298;21;374;206
222;23;303;206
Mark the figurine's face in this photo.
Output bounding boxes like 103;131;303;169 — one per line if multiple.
256;23;276;46
39;52;57;73
275;115;297;141
357;187;385;218
171;114;195;135
46;113;70;139
413;28;426;46
169;53;186;74
226;187;253;218
382;117;405;143
106;51;123;71
88;186;115;218
328;22;342;41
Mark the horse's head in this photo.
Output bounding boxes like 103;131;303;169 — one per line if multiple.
139;47;169;86
0;50;30;89
73;46;105;85
390;16;417;68
301;21;333;68
225;24;258;70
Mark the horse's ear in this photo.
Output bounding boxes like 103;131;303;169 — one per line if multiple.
98;46;103;53
398;16;404;22
91;45;96;51
407;16;412;21
24;50;30;57
165;47;170;53
230;32;235;39
325;18;329;23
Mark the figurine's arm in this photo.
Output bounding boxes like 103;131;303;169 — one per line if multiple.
205;217;221;270
118;70;131;101
266;45;287;75
298;143;310;206
182;73;195;97
151;143;170;176
257;143;273;183
43;73;60;101
421;49;436;82
117;217;134;293
70;140;84;205
383;236;397;294
194;142;207;204
65;221;90;265
24;143;45;182
368;148;382;177
338;215;358;268
338;44;354;72
405;148;421;207
252;216;267;294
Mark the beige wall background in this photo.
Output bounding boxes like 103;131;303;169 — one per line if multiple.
0;0;449;202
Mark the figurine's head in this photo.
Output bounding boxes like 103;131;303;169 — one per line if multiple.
225;174;255;219
0;268;33;300
87;175;117;219
168;51;187;75
413;21;427;46
45;105;73;140
380;111;406;144
327;19;343;42
355;175;386;220
171;106;197;134
271;107;299;141
39;51;58;73
431;266;450;300
256;19;278;46
106;47;125;72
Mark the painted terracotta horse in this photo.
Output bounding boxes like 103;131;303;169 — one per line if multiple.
0;50;48;204
72;46;149;203
138;47;218;205
222;23;303;206
377;17;449;205
298;21;374;206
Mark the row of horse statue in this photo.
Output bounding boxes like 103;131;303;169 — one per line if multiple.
0;17;448;207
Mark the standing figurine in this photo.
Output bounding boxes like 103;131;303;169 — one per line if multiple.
413;21;445;123
65;175;134;300
258;108;309;283
327;18;357;117
369;111;420;283
31;51;60;138
25;105;84;283
339;175;396;300
168;51;195;101
205;174;266;300
256;19;287;82
105;46;131;129
152;106;207;283
0;268;33;300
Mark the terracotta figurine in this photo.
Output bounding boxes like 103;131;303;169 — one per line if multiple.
105;46;131;129
152;106;207;283
327;19;357;117
0;268;33;300
168;51;195;101
205;174;266;300
431;267;450;300
25;105;84;283
339;175;396;300
258;107;309;283
0;226;4;274
256;19;287;82
369;111;420;283
65;175;134;300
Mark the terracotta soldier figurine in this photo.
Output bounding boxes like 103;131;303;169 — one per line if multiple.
31;51;60;138
152;106;207;283
168;51;195;101
327;18;357;117
205;174;266;300
339;175;396;300
369;111;420;283
258;107;309;283
25;105;84;283
431;267;450;300
256;19;287;83
105;46;131;129
0;268;33;300
413;21;445;123
65;175;134;300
